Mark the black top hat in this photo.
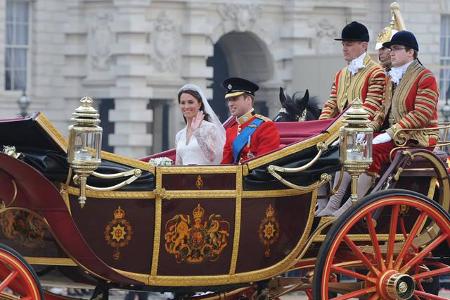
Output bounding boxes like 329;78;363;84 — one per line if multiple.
222;77;259;99
382;30;419;51
334;21;369;42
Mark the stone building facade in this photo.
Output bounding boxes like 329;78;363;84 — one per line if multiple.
0;0;448;157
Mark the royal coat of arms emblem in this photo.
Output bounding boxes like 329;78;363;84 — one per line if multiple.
164;204;230;264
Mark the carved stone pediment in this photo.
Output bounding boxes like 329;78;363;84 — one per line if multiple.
88;12;114;71
218;3;261;32
315;19;340;54
151;12;181;73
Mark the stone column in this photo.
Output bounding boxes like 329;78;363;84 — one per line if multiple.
108;0;153;157
32;0;66;128
260;81;283;118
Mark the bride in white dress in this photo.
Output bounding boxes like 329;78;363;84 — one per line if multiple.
175;84;226;165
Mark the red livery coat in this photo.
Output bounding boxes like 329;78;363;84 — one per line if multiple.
368;60;439;175
221;115;280;164
319;54;386;131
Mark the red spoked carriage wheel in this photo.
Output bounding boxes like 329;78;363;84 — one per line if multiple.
313;189;450;300
0;243;42;299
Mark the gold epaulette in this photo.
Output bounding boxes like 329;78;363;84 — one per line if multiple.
254;114;271;122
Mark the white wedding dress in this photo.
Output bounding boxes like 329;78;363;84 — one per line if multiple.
175;120;224;165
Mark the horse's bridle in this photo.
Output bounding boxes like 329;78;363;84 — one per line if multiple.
276;107;307;122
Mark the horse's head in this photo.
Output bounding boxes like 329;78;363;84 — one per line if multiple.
274;87;298;122
293;89;309;114
274;88;313;122
274;88;322;122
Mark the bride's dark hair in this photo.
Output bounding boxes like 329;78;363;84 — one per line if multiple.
177;89;211;123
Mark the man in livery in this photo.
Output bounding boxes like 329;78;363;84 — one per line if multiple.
317;21;386;216
221;77;280;164
370;30;439;176
319;21;386;123
333;30;440;217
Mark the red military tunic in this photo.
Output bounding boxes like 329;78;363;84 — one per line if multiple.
368;60;439;175
221;113;280;164
319;54;386;131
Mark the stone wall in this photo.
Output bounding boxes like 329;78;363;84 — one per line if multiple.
0;0;446;157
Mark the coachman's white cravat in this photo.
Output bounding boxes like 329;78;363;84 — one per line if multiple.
389;60;414;84
347;52;366;75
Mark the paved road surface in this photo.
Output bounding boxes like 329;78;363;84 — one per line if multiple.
45;287;450;299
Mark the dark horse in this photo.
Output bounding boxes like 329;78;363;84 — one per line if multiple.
273;87;322;122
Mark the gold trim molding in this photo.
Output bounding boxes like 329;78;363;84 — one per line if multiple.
25;257;77;266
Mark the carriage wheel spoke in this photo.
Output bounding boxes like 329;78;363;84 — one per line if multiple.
368;294;380;300
416;278;425;292
387;204;399;269
343;235;380;276
365;212;385;271
414;291;449;300
413;266;450;281
331;265;376;283
0;270;18;292
394;212;427;270
400;233;448;273
333;286;376;300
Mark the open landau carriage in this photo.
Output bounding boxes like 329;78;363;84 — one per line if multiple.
0;93;449;300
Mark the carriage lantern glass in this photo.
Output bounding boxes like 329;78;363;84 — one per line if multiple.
339;98;373;203
67;97;102;207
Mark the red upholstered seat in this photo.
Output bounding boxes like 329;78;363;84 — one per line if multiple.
275;119;335;146
140;118;337;162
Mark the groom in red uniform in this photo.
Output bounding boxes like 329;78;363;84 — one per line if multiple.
221;77;280;164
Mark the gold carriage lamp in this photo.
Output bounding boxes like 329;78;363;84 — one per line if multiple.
340;98;373;204
67;96;102;208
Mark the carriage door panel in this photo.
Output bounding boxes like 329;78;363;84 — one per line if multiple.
68;191;155;275
154;166;238;277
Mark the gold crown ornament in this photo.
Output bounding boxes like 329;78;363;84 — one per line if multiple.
375;2;406;50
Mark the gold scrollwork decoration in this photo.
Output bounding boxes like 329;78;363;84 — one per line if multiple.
104;206;133;260
164;204;230;264
258;204;280;257
195;175;204;189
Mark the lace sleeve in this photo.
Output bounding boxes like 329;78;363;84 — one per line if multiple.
175;130;183;165
193;122;224;163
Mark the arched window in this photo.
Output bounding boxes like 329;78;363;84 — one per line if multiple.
5;0;30;91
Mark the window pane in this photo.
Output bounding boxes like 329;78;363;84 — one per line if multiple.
15;24;28;45
13;69;26;91
5;48;13;69
441;37;446;56
15;2;29;23
5;70;12;90
444;15;449;36
6;0;14;23
13;49;27;68
441;15;450;99
4;0;30;91
6;23;14;44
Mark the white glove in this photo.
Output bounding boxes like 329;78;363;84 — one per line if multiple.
373;132;392;145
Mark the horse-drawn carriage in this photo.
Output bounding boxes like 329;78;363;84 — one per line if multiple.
0;96;449;300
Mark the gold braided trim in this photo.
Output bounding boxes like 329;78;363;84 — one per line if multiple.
336;55;380;111
390;61;439;146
